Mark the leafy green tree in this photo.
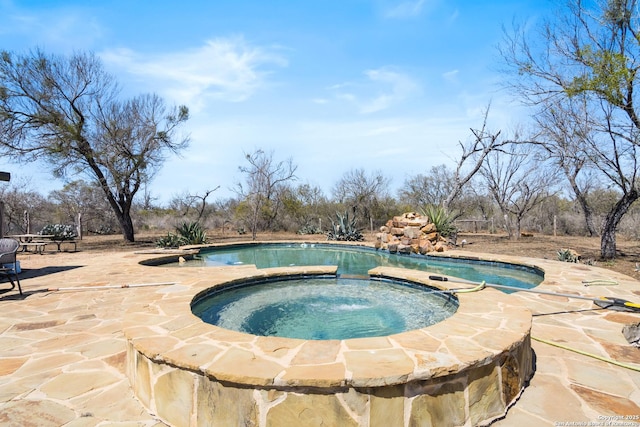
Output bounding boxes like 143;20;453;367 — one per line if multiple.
0;49;189;242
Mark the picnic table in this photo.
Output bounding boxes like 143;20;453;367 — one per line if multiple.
9;234;77;252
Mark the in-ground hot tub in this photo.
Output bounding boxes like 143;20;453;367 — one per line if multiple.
191;275;459;340
124;264;533;427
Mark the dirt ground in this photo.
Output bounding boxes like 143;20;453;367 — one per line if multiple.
69;230;640;280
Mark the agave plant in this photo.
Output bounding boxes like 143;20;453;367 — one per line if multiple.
156;222;208;248
326;210;364;241
156;232;186;249
423;205;457;237
175;222;208;245
557;248;580;263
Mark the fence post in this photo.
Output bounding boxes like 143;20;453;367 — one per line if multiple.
76;212;83;240
23;210;30;234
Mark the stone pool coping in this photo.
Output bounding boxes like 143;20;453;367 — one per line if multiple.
0;242;638;426
123;264;534;426
123;265;532;388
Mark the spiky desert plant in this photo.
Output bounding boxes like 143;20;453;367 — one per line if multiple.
423;205;457;237
175;221;208;245
327;210;364;241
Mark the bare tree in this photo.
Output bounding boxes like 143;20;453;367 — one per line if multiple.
400;165;455;211
236;149;297;240
533;96;600;236
0;177;51;234
481;144;556;239
0;49;189;242
169;187;220;223
49;180;118;235
332;168;391;228
500;0;640;257
443;105;511;211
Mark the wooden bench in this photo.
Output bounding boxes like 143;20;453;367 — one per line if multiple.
19;242;47;253
50;240;77;252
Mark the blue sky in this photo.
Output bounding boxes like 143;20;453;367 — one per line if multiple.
0;0;544;203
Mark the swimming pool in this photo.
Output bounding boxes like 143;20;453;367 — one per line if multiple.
171;242;544;290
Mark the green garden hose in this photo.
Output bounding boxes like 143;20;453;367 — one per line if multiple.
436;277;640;372
532;336;640;372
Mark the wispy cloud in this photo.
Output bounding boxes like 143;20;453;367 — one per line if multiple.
0;3;103;49
101;37;288;109
443;69;459;83
331;67;421;114
382;0;427;19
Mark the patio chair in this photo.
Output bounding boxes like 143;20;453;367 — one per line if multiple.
0;238;22;295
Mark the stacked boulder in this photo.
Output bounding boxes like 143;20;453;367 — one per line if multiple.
375;212;447;254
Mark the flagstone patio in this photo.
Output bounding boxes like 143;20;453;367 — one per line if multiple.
0;245;638;426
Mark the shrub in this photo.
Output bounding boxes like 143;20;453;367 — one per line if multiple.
156;233;185;249
40;224;77;241
297;224;323;235
557;248;580;263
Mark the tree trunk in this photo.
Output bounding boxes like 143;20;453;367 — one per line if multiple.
600;189;639;259
118;213;135;242
568;176;598;236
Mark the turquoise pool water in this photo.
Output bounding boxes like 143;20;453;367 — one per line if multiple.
191;276;459;340
179;243;544;290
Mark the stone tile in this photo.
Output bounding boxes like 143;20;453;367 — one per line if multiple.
570;384;640;416
2;244;639;426
279;362;346;387
163;344;224;371
0;357;28;376
40;371;120;400
204;347;284;386
370;385;405;427
518;373;589;422
343;336;393;350
390;330;441;352
468;363;506;425
154;367;194;427
14;353;84;377
290;340;341;365
0;399;76;427
409;380;466;427
197;377;257;427
344;349;414;386
266;393;360;427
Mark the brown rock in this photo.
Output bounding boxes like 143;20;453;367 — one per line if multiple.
424;232;438;242
398;244;412;254
419;239;434;254
403;226;422;239
421;223;436;233
390;227;404;236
